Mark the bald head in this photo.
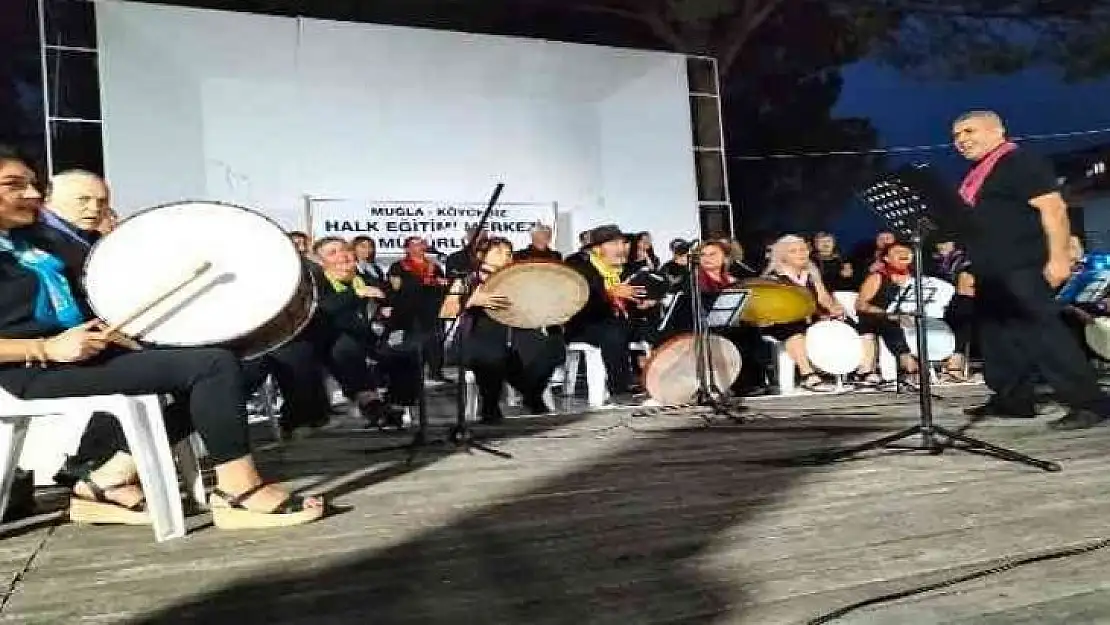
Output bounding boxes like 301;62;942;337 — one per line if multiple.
952;110;1008;162
47;170;110;231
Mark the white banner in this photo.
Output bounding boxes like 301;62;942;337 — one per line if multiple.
310;199;556;255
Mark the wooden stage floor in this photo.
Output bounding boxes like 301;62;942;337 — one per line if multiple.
2;384;1110;624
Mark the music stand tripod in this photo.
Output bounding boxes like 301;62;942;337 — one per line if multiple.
806;174;1059;472
686;244;749;419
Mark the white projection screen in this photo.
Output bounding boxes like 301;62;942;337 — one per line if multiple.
96;2;700;252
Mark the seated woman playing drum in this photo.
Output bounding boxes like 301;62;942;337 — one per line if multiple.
458;238;566;423
855;242;923;381
760;235;860;392
0;147;324;529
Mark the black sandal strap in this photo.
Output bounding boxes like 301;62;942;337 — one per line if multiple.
212;483;271;509
75;479;146;512
213;484;316;514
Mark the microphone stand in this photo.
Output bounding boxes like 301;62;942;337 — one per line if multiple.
365;184;511;462
687;243;746;419
445;184;512;459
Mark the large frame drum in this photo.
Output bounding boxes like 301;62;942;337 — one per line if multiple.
82;201;316;360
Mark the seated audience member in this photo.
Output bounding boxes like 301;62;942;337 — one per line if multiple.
849;230;896;286
515;224;562;261
565;225;645;396
760;235;849;392
388;236;450;382
932;240;970;284
0;147;324;528
627;232;659;272
660;238;691;289
812;231;853;291
855;242;923;381
351;235;388;284
43;169;108;246
311;237;406;425
460;237;565;422
445;226;486;277
565;230;592;265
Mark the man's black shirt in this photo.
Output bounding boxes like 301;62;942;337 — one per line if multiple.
962;148;1059;276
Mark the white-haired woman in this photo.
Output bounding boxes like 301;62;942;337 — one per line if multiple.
760;235;857;392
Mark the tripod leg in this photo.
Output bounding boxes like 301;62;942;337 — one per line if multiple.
932;425;1061;472
807;425;924;464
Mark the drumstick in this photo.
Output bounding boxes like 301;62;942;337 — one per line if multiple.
105;261;214;336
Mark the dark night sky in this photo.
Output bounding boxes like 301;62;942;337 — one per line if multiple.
826;61;1110;244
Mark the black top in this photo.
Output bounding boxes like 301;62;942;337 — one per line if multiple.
565;256;620;336
0;226;98;394
444;250;474;278
514;246;562;262
386;260;445;332
866;274;905;311
962;148;1059;276
314;273;378;342
813;254;851;292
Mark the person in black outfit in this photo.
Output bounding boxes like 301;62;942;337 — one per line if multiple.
565;225;645;396
444;226;486;278
387;236;450;382
310;237;407;426
952;110;1107;429
514;224;562;262
812;232;854;292
351;235;388;284
0;147;324;528
459;237;565;422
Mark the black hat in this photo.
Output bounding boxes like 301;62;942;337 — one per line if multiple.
587;224;625;247
669;238;691;255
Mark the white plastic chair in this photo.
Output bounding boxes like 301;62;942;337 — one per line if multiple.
0;389;199;542
564;342;609;407
761;336;797;394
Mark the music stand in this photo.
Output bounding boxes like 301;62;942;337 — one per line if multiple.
687;245;747;418
806;166;1059;472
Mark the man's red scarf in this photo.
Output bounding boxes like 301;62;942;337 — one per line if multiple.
400;255;439;286
958;141;1018;206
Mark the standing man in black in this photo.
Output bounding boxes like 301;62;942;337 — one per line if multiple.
954;110;1107;430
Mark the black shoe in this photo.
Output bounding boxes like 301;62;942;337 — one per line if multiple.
964;398;1036;420
1047;409;1107;431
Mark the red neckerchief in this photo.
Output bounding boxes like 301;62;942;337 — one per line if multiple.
698;268;733;293
958;141;1018;205
878;262;911;279
400;255;438;286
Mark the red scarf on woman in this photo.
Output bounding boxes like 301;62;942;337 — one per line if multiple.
958;141;1018;206
400;255;439;286
877;262;911;279
699;268;734;293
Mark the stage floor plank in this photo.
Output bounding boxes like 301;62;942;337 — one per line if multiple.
3;386;1110;624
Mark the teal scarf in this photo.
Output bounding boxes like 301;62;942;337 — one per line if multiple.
0;233;85;330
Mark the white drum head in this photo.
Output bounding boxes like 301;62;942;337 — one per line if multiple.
83;201;302;347
903;317;956;361
1084;318;1110;360
806;320;862;375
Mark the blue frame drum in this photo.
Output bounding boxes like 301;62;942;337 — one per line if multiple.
1057;252;1110;305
